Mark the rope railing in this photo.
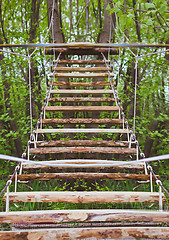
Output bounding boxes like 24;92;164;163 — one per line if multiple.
101;51;169;202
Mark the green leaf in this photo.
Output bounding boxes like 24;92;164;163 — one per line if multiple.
146;19;154;26
145;3;155;9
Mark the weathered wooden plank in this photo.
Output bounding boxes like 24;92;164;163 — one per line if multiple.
12;173;156;181
51;67;112;72
44;106;120;112
50;89;113;94
35;128;128;134
49;81;111;86
29;147;136;154
48;97;117;102
0;209;169;224
3;191;166;203
49;73;113;78
46;47;119;55
55;59;107;64
22;160;144;170
1;227;169;239
42;118;123;124
36;140;131;147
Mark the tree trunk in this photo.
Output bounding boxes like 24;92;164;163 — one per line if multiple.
97;0;115;43
47;0;64;43
0;33;23;157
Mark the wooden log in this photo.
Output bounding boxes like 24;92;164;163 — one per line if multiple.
35;140;132;147
35;128;128;134
51;67;112;72
49;81;112;86
55;59;107;64
45;47;119;55
44;106;120;112
29;147;136;154
3;191;166;203
49;72;113;78
0;209;168;224
50;89;113;94
48;97;117;102
12;173;157;181
42;118;123;124
1;227;169;239
22;160;144;170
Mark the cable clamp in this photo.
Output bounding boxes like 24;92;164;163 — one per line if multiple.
15;166;20;171
147;165;152;171
7;180;12;186
140;152;145;158
22;152;26;158
156;180;162;186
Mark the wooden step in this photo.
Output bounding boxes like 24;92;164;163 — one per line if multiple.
13;173;156;181
46;47;119;55
55;59;107;64
51;67;112;72
35;140;132;147
49;81;111;86
3;191;166;203
22;160;144;170
1;227;169;239
48;97;117;102
35;128;128;134
29;147;136;155
1;209;168;224
42;118;123;124
49;73;113;78
50;89;113;94
44;106;120;112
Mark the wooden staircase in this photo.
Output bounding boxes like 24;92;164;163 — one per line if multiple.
0;44;168;239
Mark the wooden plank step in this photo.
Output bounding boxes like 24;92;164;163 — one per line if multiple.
51;67;112;72
46;47;119;55
49;81;111;86
44;106;120;112
35;128;128;134
1;209;168;224
1;227;169;239
3;191;166;203
55;59;107;64
49;73;113;78
42;118;123;124
29;147;136;155
48;97;117;102
13;173;156;181
50;89;113;94
22;160;144;170
36;140;132;147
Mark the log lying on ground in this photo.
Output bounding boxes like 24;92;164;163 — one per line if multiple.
29;147;136;155
35;140;133;147
11;172;157;181
0;209;168;224
22;160;144;170
3;191;166;203
1;227;169;240
42;118;123;124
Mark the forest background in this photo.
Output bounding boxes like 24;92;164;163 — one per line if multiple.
0;0;169;193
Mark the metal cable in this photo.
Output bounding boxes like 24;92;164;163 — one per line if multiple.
101;51;169;198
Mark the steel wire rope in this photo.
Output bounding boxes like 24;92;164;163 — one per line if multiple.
101;51;169;199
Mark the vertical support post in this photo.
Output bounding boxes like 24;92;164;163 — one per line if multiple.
6;180;11;213
15;171;18;193
156;180;163;211
150;171;153;192
136;144;139;161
